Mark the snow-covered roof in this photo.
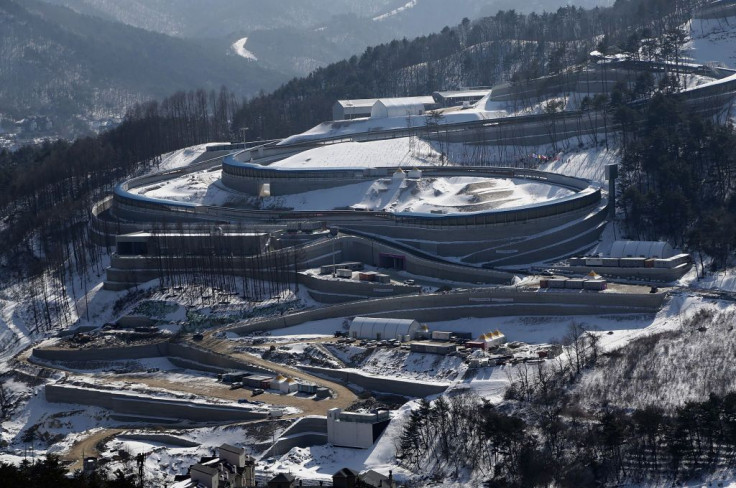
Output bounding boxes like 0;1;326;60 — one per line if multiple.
349;316;420;340
609;240;675;259
434;89;491;99
371;96;436;118
335;98;379;109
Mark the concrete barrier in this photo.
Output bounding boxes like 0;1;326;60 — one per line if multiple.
116;433;200;448
260;416;328;458
300;366;449;397
45;384;270;422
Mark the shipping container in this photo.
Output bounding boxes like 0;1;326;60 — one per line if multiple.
359;272;378;282
564;279;585;289
336;268;353;278
539;279;549;288
410;341;457;355
619;258;646;268
242;375;273;388
375;274;391;283
584;258;604;266
316;387;331;399
568;257;585;266
547;279;567;288
583;280;607;291
601;258;620;267
450;331;473;340
431;331;452;341
465;341;487;350
298;383;318;394
653;254;691;269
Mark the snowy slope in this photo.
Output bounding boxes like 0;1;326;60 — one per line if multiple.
686;15;736;68
231;37;258;61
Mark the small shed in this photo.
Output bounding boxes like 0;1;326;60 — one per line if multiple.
360;470;395;488
268;472;296;488
280;377;298;394
270;375;287;391
218;443;248;468
349;317;421;340
410;341;457;355
333;467;360;488
370;96;437;118
190;464;219;488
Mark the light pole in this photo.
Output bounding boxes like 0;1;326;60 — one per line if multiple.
239;127;249;147
330;227;338;277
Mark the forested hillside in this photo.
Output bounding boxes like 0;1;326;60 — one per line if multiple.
0;0;285;136
233;0;705;139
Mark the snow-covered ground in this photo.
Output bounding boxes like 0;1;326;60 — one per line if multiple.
271;137;441;168
231;37;258;61
156;143;227;172
687;15;736;68
262;175;572;213
133;153;574;214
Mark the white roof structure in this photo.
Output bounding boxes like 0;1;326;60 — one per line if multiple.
349;317;421;340
433;89;491;99
333;99;379;120
609;240;675;259
370;96;436;119
335;98;379;109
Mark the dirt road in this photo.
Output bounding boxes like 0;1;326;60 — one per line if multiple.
63;428;124;472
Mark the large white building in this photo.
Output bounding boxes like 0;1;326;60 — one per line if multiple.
349;317;421;341
370;96;438;118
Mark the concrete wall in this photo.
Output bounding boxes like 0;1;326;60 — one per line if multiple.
260;416;328;458
228;287;666;336
300;274;420;303
45;384;270;422
31;341;272;375
327;411;377;449
32;342;169;362
103;234;516;290
116;433;200;448
563;264;693;283
301;366;449;397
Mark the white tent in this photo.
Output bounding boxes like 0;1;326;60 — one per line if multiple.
609;240;675;259
370;96;436;119
349;317;421;340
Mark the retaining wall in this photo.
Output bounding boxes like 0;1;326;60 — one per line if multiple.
260;416;328;458
31;341;272;375
45;384;270;422
227;287;666;336
300;366;449;397
32;342;169;362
